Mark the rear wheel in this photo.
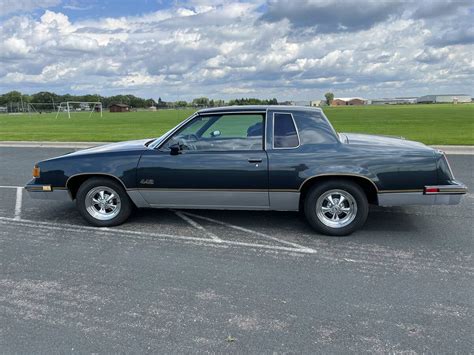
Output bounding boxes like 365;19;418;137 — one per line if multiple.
304;180;368;236
76;177;132;227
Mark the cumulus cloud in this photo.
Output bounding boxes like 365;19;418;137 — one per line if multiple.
0;0;472;99
427;26;474;47
0;37;31;58
0;0;60;16
412;0;472;19
260;0;403;33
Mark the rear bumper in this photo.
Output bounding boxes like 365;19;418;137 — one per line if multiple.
25;183;71;201
378;181;467;206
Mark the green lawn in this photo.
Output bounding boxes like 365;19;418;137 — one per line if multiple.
324;104;473;145
0;104;472;145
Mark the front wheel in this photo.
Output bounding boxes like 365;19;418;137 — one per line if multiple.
304;180;368;236
76;177;132;227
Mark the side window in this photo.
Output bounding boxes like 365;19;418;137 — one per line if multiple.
162;114;264;151
273;113;299;148
294;111;340;145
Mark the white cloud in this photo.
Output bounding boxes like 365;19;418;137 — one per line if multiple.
1;37;31;57
0;0;60;16
0;0;472;100
222;87;257;94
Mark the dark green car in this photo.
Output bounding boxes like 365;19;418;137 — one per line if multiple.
25;106;467;236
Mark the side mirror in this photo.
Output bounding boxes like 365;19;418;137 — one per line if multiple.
169;144;181;155
210;130;221;137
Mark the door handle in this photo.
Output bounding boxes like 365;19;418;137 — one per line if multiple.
248;158;262;163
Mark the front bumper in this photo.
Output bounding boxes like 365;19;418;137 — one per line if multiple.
25;183;71;201
378;181;467;206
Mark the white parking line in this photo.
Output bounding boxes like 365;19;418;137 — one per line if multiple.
182;211;316;253
174;210;222;242
13;187;22;220
0;216;314;254
0;185;21;189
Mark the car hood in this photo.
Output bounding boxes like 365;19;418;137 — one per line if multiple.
66;139;151;157
341;133;433;151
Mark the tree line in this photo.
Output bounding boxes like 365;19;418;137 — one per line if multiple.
0;91;280;110
0;91;159;109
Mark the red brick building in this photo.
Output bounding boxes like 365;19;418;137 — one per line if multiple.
331;97;367;106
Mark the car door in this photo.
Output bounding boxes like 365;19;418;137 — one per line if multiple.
136;112;269;209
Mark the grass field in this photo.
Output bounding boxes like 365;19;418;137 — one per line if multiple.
0;104;472;145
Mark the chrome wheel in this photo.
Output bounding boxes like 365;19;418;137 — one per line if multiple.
85;186;121;221
316;189;357;228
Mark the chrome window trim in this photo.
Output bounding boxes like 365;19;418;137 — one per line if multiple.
272;112;301;150
154;111;267;152
197;110;267;115
442;153;456;180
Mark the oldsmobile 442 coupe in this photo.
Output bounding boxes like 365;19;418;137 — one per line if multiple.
25;106;467;236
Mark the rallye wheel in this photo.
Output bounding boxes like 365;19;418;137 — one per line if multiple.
304;180;368;236
76;177;132;227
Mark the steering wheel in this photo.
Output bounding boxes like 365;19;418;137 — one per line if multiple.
170;133;197;151
178;138;197;151
183;133;199;141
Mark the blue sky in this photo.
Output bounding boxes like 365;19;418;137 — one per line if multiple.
44;0;175;20
0;0;176;20
0;0;472;101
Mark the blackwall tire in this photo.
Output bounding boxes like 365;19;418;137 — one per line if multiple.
76;177;132;227
304;180;369;236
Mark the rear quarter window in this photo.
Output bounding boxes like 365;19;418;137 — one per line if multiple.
293;111;339;145
273;113;299;148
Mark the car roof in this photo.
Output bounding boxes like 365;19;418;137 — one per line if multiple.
197;105;323;114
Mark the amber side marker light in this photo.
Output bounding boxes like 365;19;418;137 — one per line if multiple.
32;166;40;178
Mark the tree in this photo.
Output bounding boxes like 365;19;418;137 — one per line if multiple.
0;91;23;105
145;98;156;107
325;92;334;105
192;97;210;107
0;90;283;111
228;97;279;106
31;91;60;104
214;99;225;107
157;97;167;108
174;101;188;108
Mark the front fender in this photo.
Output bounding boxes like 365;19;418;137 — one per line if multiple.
34;151;142;189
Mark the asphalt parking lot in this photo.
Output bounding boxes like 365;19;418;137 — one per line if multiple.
0;146;472;353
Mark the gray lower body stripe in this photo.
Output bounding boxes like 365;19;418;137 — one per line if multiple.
127;189;301;211
377;192;464;206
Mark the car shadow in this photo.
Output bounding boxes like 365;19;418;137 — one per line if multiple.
363;207;419;233
18;195;428;241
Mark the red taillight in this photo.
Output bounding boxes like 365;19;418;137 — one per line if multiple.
425;187;439;194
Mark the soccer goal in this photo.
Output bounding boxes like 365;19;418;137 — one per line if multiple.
55;101;103;119
28;102;58;115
